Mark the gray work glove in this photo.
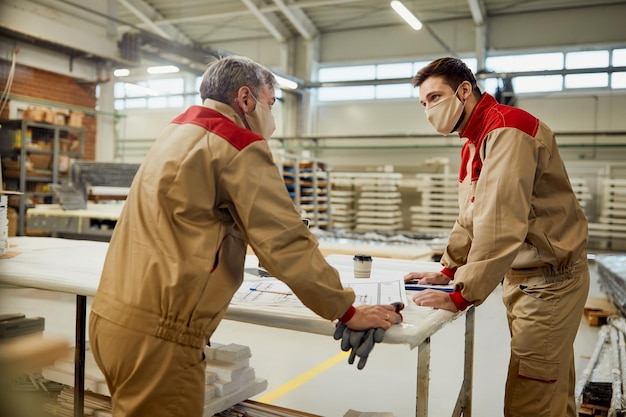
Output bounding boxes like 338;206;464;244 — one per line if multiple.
333;302;404;370
333;323;386;370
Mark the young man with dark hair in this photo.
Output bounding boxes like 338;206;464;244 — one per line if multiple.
406;57;589;417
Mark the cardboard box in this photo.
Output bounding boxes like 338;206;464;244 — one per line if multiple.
7;207;17;237
54;109;70;125
28;153;52;170
22;105;46;122
58;155;71;173
22;105;55;124
68;111;84;128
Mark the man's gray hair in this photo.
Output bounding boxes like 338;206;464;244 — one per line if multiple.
199;55;277;103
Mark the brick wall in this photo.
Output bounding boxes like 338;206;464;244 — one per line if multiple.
0;59;97;160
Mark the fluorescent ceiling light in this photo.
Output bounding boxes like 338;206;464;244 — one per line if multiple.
391;1;423;30
274;74;298;90
114;69;130;77
146;65;179;74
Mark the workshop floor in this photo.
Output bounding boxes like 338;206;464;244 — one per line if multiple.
0;256;606;417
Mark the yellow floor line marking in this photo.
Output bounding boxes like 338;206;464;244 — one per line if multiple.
255;351;349;404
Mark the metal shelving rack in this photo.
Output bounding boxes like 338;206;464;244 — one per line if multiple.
275;152;331;230
0;119;84;235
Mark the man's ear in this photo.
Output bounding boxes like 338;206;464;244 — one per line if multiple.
236;86;254;114
460;81;472;101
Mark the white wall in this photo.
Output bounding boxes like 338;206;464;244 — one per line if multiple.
308;92;626;167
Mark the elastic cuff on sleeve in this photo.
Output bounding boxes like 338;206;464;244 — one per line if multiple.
449;291;473;311
339;305;356;323
441;267;456;279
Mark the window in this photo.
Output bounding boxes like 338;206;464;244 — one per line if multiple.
566;51;609;69
513;75;562;93
376;83;413;99
317;47;625;101
486;53;563;72
613;49;626;66
318;86;375;101
319;65;375;82
612;72;626;89
565;73;609;89
114;77;187;110
318;59;478;101
377;63;413;79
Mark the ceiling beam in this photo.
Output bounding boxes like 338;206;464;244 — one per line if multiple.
118;0;192;44
139;0;364;26
240;0;290;43
272;0;318;41
467;0;486;25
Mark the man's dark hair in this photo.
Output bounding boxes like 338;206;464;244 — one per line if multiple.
413;57;482;97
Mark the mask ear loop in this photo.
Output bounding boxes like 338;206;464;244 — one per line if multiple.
456;81;471;104
233;96;254;131
452;82;469;133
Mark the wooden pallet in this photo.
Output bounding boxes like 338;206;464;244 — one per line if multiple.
579;402;610;416
583;297;619;326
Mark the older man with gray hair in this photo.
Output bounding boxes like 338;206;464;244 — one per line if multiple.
89;55;401;417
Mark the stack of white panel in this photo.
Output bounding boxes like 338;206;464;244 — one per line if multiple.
330;189;357;230
570;177;593;209
41;342;267;417
589;178;626;246
203;342;268;416
354;173;403;232
410;173;458;233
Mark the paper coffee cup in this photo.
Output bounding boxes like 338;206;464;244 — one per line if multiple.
353;254;372;278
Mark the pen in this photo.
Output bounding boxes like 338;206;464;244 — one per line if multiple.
404;285;454;293
249;288;293;296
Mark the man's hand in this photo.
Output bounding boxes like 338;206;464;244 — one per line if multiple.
333;302;404;370
404;271;451;285
412;289;458;312
344;304;402;331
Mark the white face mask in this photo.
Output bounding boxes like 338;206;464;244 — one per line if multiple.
246;95;276;139
424;85;465;136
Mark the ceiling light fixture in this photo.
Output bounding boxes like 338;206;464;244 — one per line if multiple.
114;69;130;77
274;74;298;90
390;1;423;31
146;65;179;74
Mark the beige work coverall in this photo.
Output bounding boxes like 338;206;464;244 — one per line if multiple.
89;99;355;417
442;94;590;417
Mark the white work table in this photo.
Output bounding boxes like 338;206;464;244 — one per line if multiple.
26;203;436;260
0;237;474;417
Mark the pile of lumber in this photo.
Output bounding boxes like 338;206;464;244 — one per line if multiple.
576;317;626;416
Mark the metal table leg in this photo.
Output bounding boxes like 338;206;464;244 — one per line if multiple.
452;306;475;417
416;336;431;416
74;295;86;417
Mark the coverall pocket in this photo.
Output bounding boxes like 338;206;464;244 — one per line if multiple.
507;357;559;416
518;357;558;383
